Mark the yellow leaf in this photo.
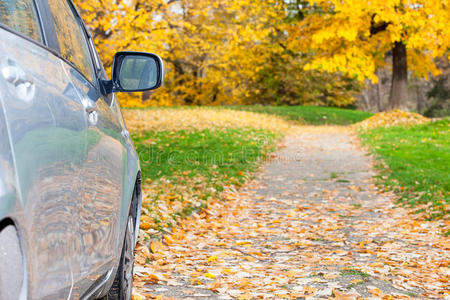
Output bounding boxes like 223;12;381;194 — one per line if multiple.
238;294;252;300
349;279;363;284
147;274;161;283
132;292;144;300
150;242;157;253
204;272;216;279
244;255;257;262
164;234;176;246
208;255;218;262
332;288;357;299
150;242;164;253
323;273;339;279
236;241;252;246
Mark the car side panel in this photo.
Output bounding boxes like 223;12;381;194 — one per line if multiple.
0;28;90;299
60;63;132;297
92;96;142;298
109;94;141;240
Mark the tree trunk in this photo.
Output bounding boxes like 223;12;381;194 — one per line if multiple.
361;87;370;111
417;84;424;114
389;41;408;110
376;69;382;112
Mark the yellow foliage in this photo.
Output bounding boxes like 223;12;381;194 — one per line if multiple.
297;0;450;82
74;0;449;107
75;0;287;107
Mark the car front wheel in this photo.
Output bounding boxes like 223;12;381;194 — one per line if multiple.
106;213;135;300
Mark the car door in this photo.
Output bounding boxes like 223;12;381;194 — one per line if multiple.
45;0;127;296
0;1;89;298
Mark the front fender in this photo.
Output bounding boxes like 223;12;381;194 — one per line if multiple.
0;90;28;299
111;96;142;247
0;93;20;221
122;140;141;245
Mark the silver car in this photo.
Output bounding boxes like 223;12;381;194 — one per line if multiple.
0;0;163;299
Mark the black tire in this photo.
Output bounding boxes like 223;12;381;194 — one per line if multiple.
106;212;135;300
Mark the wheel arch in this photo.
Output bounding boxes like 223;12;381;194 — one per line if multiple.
131;171;142;245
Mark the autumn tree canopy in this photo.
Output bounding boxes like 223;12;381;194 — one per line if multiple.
74;0;360;107
75;0;449;109
295;0;450;109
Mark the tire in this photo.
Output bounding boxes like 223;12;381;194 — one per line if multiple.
106;212;135;300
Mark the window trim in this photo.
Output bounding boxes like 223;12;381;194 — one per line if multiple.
44;0;97;86
0;0;112;104
34;0;60;52
0;0;94;89
55;0;114;105
68;0;102;79
0;0;45;45
0;19;91;92
67;0;115;103
0;0;90;81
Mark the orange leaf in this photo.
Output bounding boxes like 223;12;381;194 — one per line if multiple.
139;222;152;230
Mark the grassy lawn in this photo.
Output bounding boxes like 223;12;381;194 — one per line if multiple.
226;105;373;125
359;119;449;219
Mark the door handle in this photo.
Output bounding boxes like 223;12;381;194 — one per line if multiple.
2;65;34;86
121;129;130;139
0;57;35;104
81;96;96;113
85;106;96;114
80;96;98;125
87;110;98;126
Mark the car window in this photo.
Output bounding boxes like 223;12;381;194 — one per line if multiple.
47;0;94;82
0;0;42;42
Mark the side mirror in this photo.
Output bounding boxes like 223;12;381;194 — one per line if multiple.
104;51;164;94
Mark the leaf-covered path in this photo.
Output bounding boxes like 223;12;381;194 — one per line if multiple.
133;127;449;299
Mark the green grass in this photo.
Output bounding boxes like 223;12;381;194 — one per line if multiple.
359;119;449;218
340;269;370;278
132;128;278;184
226;105;373;125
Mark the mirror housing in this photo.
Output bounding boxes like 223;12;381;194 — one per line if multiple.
103;51;164;94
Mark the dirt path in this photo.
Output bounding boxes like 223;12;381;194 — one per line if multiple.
133;127;449;299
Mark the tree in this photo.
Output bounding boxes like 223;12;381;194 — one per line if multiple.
75;0;285;106
243;0;361;107
294;0;450;109
75;0;363;107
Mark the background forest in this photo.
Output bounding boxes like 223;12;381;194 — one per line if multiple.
75;0;449;116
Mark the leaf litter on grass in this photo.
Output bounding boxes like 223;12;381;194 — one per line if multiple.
123;108;295;134
355;109;430;130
